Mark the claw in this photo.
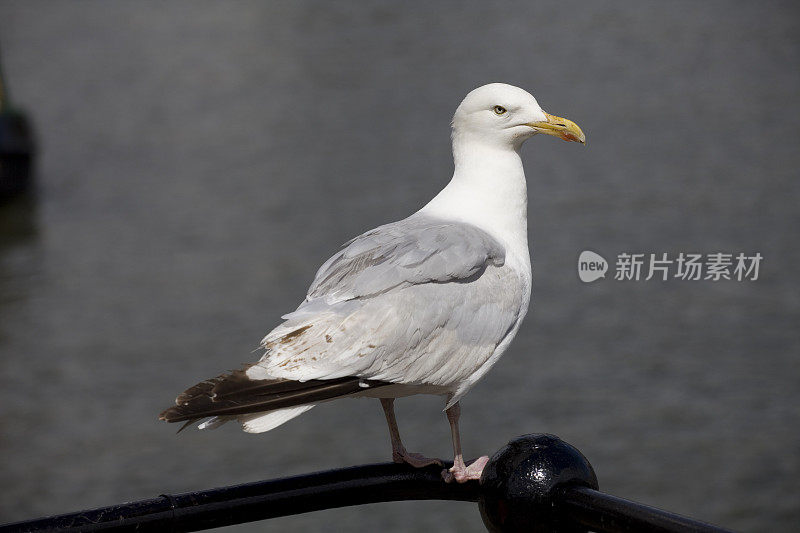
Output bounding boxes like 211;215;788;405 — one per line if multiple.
393;448;443;468
442;455;489;483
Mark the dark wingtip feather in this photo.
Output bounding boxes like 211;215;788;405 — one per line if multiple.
159;367;391;425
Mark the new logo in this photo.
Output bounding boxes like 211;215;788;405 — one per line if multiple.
578;251;608;283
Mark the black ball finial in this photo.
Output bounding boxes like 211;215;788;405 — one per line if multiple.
479;434;598;533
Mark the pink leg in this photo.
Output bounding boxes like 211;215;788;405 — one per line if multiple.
380;398;442;468
442;401;489;483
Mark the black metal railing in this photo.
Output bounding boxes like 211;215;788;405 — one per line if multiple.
0;434;735;533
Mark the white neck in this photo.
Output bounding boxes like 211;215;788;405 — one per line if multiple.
419;136;530;266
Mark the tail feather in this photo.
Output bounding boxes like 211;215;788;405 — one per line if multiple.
159;367;389;426
239;405;316;433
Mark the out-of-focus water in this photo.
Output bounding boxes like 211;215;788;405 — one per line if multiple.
0;2;798;531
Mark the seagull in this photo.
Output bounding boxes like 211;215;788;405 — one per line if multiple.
159;83;585;482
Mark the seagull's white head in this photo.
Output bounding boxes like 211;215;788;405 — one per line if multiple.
452;83;585;150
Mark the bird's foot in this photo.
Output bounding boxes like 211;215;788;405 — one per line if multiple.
442;455;489;483
392;447;443;468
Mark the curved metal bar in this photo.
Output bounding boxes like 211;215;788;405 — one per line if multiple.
0;462;477;532
561;486;734;533
0;435;737;533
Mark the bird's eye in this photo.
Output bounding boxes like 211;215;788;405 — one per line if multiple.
493;105;507;115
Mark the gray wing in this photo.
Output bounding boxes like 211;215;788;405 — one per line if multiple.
304;214;506;305
250;214;523;392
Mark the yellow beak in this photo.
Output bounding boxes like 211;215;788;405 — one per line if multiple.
527;112;586;144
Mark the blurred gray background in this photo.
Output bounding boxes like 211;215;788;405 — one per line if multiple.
0;1;798;531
